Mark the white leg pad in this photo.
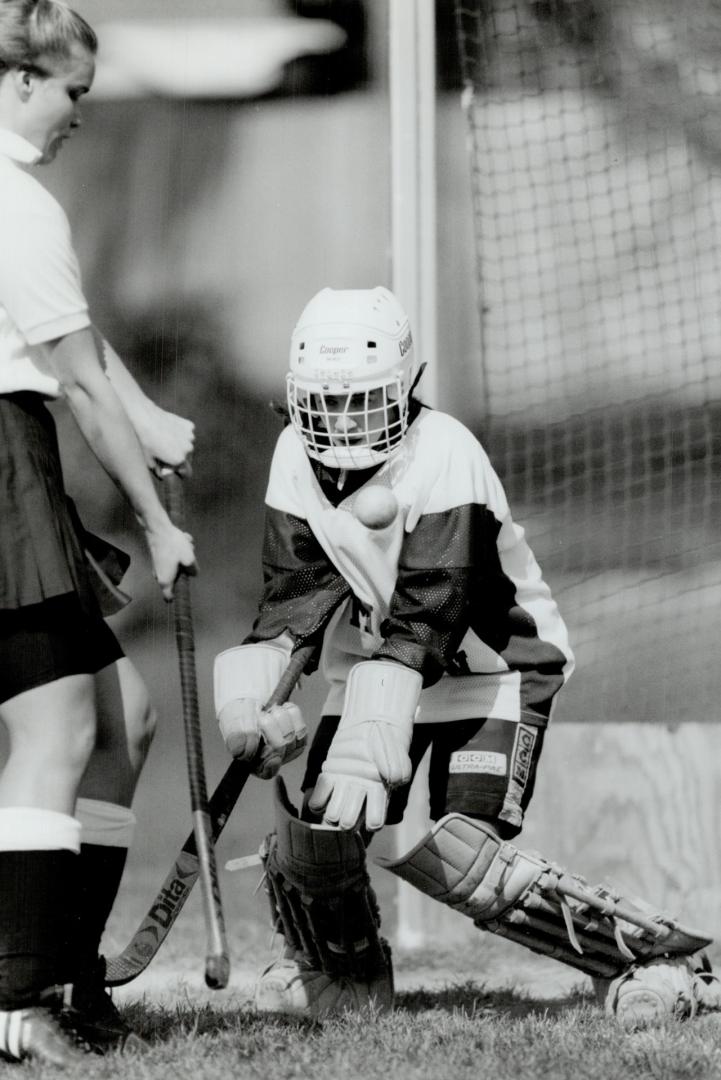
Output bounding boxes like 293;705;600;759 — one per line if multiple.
378;813;712;979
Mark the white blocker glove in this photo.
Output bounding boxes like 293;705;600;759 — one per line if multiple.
308;660;422;831
214;642;306;780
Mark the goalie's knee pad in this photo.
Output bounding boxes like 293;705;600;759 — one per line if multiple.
259;777;393;1006
377;813;712;979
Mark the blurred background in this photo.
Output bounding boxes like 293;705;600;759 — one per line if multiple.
15;0;721;961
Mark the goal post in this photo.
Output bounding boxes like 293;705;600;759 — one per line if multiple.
386;0;445;949
388;0;438;408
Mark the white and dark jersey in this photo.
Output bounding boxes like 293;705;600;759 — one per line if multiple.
247;407;574;726
0;129;90;397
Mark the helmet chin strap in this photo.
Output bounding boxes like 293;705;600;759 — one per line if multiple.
409;362;427;397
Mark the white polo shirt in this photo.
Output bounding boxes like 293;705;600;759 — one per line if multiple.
0;128;91;397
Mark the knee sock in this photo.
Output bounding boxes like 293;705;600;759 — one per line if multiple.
0;808;81;1012
70;799;136;986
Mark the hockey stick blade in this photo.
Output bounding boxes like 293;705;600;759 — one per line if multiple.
104;643;315;987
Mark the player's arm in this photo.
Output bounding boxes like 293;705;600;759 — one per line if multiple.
308;503;495;831
43;326;195;598
373;503;495;684
214;506;350;778
247;506;352;646
97;331;195;475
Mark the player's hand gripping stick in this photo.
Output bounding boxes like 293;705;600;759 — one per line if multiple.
104;641;316;987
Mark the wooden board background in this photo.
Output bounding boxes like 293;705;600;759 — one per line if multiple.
381;722;721;948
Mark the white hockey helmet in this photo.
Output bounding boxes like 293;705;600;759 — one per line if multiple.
286;286;418;470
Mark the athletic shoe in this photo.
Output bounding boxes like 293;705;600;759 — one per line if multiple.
255;949;394;1019
0;1005;89;1068
64;976;146;1054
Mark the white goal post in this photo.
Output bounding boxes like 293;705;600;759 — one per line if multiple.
387;0;440;949
388;0;438;409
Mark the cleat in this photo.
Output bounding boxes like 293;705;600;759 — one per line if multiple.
64;977;146;1054
255;950;393;1020
0;1006;89;1068
604;957;698;1031
612;982;696;1033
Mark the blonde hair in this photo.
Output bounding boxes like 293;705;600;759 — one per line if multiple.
0;0;96;74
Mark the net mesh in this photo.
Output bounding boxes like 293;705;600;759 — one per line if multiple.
454;0;721;723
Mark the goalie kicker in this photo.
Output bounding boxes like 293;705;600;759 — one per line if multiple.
378;813;720;1029
253;777;393;1019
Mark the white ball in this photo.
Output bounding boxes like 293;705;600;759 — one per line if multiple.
353;485;399;530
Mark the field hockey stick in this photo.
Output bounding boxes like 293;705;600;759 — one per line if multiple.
104;641;316;987
163;471;229;989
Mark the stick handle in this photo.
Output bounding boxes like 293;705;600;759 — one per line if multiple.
263;643;316;709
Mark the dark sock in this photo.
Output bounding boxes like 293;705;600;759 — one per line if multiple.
66;844;128;987
0;850;78;1008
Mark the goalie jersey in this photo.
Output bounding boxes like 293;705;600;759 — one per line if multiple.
247;406;574;725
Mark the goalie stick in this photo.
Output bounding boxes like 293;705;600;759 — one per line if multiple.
104;641;316;987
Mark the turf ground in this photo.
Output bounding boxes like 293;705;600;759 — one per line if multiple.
19;923;721;1080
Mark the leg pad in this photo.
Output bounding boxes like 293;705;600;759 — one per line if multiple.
378;813;712;979
261;778;392;988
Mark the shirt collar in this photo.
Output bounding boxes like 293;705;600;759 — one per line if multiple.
0;128;43;165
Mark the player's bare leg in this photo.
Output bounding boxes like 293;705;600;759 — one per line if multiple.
0;676;96;1065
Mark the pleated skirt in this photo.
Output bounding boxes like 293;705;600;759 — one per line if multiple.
0;392;97;610
0;393;124;701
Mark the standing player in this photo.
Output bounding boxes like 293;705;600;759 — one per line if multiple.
0;0;195;1066
214;285;575;1015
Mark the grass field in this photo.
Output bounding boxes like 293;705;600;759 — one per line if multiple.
71;756;721;1080
18;920;721;1080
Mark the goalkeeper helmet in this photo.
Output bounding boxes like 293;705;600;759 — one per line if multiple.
287;286;417;470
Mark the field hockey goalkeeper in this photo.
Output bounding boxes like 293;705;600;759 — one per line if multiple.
214;286;719;1030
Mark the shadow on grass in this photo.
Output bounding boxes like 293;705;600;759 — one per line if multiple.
122;999;318;1045
120;983;598;1047
396;980;594;1020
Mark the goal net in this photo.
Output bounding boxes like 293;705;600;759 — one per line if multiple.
454;0;721;726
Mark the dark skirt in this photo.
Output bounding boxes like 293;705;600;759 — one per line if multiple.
0;392;127;614
0;592;124;704
0;393;127;699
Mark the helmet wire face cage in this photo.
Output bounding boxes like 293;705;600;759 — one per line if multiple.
286;287;417;471
288;375;409;470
